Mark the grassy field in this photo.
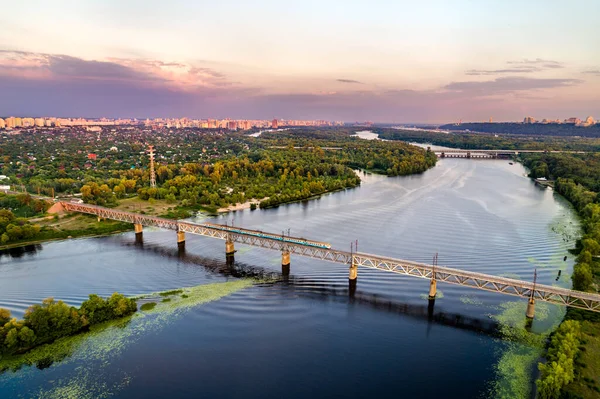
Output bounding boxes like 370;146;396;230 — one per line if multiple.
114;197;176;216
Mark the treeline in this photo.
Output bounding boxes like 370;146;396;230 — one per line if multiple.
440;123;600;138
0;293;136;358
258;130;438;176
136;150;362;209
0;193;49;217
523;152;600;397
376;128;600;152
536;320;581;398
0;209;42;245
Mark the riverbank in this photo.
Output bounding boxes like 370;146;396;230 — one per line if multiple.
0;214;132;251
217;198;268;213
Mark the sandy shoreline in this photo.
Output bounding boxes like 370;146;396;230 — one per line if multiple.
218;198;268;213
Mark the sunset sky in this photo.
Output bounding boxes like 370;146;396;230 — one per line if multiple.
1;0;599;122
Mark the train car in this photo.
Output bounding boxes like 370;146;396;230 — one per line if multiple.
201;223;331;249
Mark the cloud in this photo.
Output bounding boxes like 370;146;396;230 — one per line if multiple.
465;67;540;75
0;50;231;90
445;76;582;95
466;58;565;76
336;79;363;84
507;58;564;68
582;70;600;75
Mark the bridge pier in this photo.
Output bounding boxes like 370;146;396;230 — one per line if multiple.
177;231;185;249
282;250;290;275
134;223;143;236
526;298;535;319
428;279;437;299
349;264;358;281
226;239;235;256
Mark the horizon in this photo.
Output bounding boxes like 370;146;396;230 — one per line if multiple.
1;0;599;122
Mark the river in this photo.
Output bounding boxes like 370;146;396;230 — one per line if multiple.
0;158;580;398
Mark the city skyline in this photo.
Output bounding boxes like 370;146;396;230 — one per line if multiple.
1;1;599;122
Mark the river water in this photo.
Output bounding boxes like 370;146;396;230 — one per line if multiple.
0;159;579;399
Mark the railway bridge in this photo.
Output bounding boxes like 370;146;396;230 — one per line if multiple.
432;148;588;159
56;201;600;318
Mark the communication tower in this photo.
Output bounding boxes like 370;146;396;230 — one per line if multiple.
148;145;156;188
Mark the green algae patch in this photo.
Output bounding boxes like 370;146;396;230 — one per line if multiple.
419;290;444;300
459;295;484;306
0;279;254;398
140;302;156;311
159;289;183;297
488;301;563;399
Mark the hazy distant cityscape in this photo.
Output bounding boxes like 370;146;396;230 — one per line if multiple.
0;116;344;130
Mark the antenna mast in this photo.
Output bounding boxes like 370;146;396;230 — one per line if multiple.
148;145;156;188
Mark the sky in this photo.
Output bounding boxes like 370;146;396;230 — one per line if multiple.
0;0;599;123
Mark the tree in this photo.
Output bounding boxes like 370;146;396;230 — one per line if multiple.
0;307;10;325
572;263;593;291
79;294;110;325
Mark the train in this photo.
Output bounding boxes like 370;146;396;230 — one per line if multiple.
201;223;331;249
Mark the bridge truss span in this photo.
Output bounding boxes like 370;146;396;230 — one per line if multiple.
59;201;600;314
352;253;600;312
62;202;179;230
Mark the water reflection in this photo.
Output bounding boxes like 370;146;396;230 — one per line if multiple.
0;244;42;259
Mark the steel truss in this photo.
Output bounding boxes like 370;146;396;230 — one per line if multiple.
352;253;600;312
61;202;600;313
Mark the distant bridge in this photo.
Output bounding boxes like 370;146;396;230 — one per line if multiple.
56;201;600;316
432;149;587;159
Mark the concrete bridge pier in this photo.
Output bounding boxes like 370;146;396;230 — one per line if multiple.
428;279;437;300
526;298;535;319
349;264;358;281
134;223;143;237
226;239;235;256
349;278;357;297
177;231;185;249
428;297;435;318
282;250;290;275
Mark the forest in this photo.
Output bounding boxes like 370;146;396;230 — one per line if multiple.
439;122;600;138
377;128;600;152
0;127;436;210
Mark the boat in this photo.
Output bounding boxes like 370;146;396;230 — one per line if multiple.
508;162;514;165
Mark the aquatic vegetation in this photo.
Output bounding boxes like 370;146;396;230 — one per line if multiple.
488;301;562;399
419;290;444;300
140;302;156;311
459;295;484;306
0;279;254;398
158;289;183;297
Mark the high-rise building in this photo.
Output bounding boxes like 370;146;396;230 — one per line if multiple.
565;117;580;124
523;116;536;124
0;118;5;129
35;118;45;127
272;119;278;129
5;117;15;128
